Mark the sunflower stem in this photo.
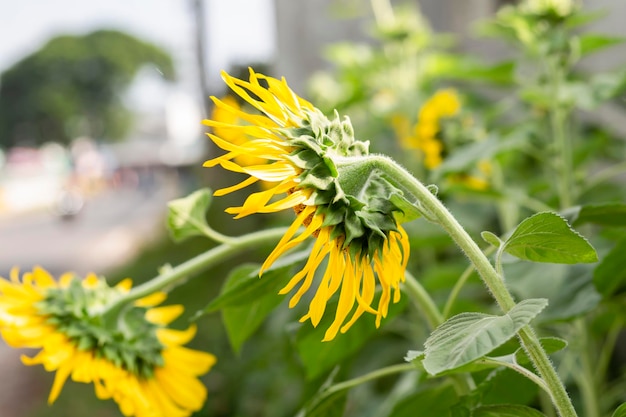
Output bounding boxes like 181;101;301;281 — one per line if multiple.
102;227;289;316
403;271;443;330
322;363;416;399
352;154;577;417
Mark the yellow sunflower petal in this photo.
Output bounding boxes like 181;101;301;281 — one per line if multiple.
145;305;184;325
156;324;197;346
135;291;167;308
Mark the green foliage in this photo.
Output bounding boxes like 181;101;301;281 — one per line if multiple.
423;299;547;375
220;265;286;353
593;236;626;297
296;294;408;380
200;249;309;313
0;29;174;147
391;383;459;417
502;212;598;264
25;1;626;416
167;188;213;242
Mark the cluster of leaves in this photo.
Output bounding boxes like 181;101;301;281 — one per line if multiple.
153;2;626;417
0;30;175;147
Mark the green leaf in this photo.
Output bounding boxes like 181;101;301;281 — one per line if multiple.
221;265;286;353
423;299;548;375
613;402;626;417
200;249;309;313
390;384;459;417
503;212;598;264
579;34;625;57
482;231;503;248
473;404;546;417
594;237;626;297
571;203;626;227
296;292;407;379
514;337;568;365
166;188;213;242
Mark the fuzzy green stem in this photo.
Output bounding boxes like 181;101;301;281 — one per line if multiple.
442;255;484;319
403;272;476;394
595;317;623;383
103;227;289;315
200;224;237;244
574;318;600;417
547;61;574;210
340;154;578;417
323;363;416;398
491;161;518;232
403;271;443;330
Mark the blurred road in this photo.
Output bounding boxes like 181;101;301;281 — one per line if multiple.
0;186;173;278
0;183;176;417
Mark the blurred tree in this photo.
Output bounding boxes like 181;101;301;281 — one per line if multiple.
0;29;175;147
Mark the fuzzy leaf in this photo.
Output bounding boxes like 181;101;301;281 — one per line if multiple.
423;299;548;375
482;231;503;248
167;188;213;242
503;212;598;264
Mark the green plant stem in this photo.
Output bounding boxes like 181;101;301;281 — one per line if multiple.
102;227;289;315
491;161;518;232
595;317;623;383
324;363;416;398
574;319;600;417
403;272;476;395
349;155;578;417
442;261;478;319
547;62;574;210
403;271;443;330
200;224;237;244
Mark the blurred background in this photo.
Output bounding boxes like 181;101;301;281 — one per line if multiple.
0;0;625;416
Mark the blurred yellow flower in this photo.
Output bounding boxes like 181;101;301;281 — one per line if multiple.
0;267;216;417
393;89;460;169
204;69;410;341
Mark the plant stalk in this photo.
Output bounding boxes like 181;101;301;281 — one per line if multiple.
357;154;578;417
103;227;288;315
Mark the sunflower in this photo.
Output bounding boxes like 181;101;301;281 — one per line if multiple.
0;267;216;417
203;69;410;341
412;89;460;169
